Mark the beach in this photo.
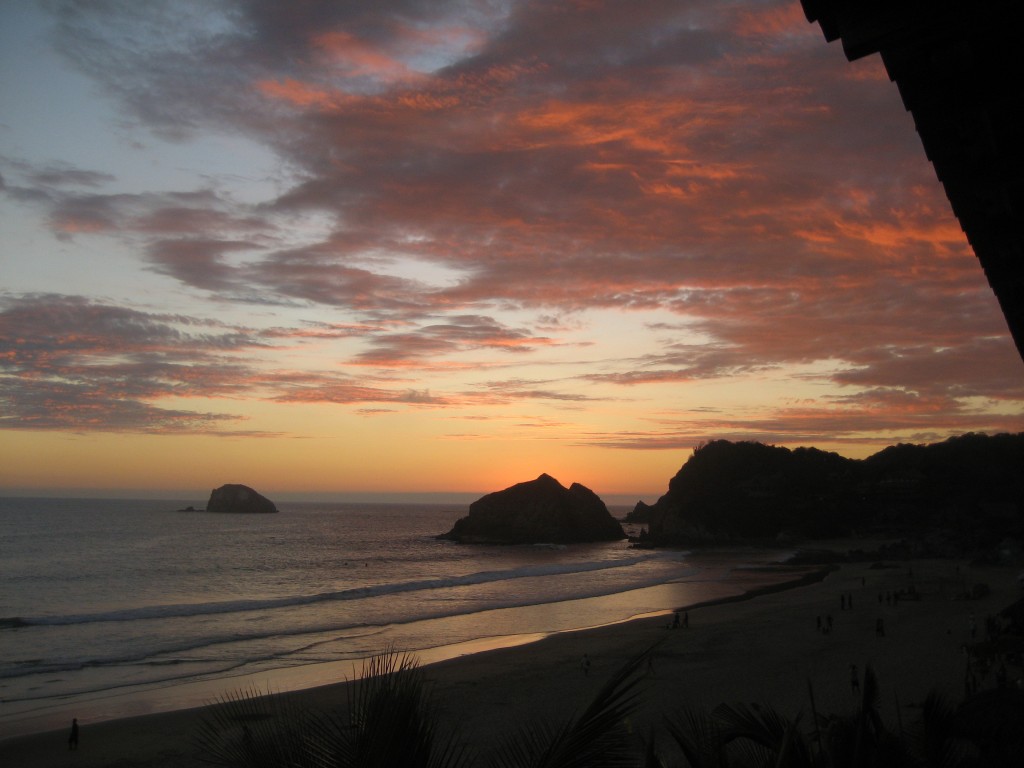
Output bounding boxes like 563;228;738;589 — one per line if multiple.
2;555;1018;767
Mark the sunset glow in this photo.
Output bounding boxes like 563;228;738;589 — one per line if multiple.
1;0;1022;502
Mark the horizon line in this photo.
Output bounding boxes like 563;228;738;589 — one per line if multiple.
0;488;656;506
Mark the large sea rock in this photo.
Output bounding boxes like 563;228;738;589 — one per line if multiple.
206;484;278;514
441;473;625;544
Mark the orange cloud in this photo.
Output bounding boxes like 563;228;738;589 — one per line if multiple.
256;77;345;110
731;2;814;40
5;0;1021;484
312;30;418;83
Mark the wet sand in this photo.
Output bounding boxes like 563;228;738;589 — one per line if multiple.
1;557;1018;767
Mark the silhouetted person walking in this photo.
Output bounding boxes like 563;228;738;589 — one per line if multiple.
68;718;79;750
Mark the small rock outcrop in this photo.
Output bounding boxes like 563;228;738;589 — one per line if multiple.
441;473;625;544
625;499;655;523
206;484;278;514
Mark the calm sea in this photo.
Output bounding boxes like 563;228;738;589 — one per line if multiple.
0;497;793;737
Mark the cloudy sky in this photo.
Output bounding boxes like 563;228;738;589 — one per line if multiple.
2;0;1022;501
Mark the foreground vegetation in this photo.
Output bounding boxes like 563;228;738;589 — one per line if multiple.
195;646;1024;768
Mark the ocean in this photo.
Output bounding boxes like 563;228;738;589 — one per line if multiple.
0;497;795;738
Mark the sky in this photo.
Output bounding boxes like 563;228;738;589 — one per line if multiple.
1;0;1022;503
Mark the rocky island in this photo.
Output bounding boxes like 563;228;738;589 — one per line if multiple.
205;484;278;514
441;473;625;544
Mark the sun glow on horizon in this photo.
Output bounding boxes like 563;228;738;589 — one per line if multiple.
1;1;1021;498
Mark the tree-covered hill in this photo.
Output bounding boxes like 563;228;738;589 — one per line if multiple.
632;433;1024;551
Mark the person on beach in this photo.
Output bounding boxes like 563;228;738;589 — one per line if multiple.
672;611;680;628
68;718;79;750
581;653;591;676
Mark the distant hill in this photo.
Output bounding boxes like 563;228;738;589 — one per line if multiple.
634;433;1024;553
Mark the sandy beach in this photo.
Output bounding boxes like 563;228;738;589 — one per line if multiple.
2;555;1019;767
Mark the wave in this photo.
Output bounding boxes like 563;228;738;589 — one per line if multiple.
11;553;671;629
0;559;700;692
0;622;387;684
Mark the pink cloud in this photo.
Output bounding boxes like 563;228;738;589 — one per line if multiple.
312;30;420;84
15;0;1021;444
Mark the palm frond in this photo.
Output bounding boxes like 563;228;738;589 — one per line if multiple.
193;685;320;768
806;678;822;765
489;643;657;768
195;649;470;768
489;720;565;768
663;707;726;768
771;719;810;768
912;690;976;768
858;665;882;729
641;730;667;768
818;714;857;768
712;703;813;768
712;702;795;747
816;665;912;768
312;648;470;768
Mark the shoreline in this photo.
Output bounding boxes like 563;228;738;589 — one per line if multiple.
0;547;796;740
0;562;824;742
3;556;1020;767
